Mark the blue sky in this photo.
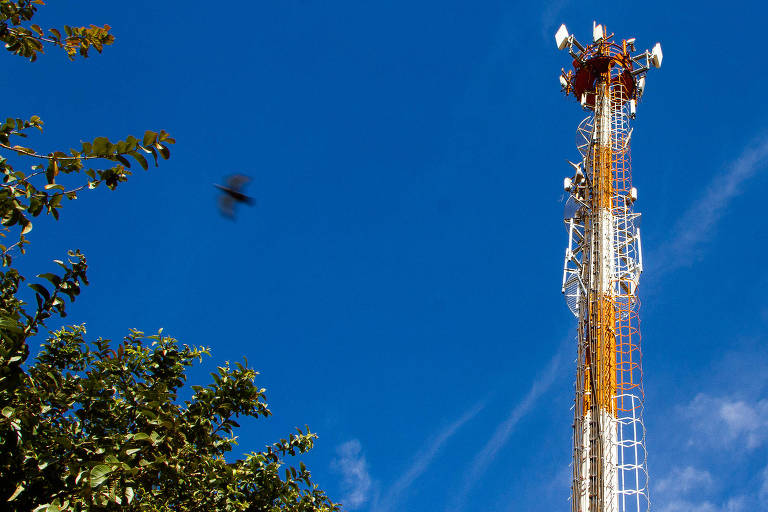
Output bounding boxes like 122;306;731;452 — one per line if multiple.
8;1;768;510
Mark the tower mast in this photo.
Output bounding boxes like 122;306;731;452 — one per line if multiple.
556;22;662;512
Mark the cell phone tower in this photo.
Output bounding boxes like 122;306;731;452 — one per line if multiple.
555;22;662;512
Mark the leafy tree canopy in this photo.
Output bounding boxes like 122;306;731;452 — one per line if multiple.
0;2;341;510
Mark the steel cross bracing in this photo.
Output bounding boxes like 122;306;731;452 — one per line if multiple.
555;22;661;512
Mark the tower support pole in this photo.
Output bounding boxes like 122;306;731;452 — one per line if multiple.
556;22;662;512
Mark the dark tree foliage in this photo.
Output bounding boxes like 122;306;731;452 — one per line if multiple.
0;2;340;511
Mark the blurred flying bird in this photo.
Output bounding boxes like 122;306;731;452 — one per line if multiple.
215;174;254;219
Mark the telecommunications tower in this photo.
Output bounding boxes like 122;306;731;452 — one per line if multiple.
555;22;662;512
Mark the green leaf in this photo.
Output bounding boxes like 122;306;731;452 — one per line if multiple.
0;316;22;333
38;273;61;286
90;464;113;488
92;137;110;155
116;154;131;168
147;146;158;166
28;283;49;301
142;130;157;146
7;483;23;501
1;406;14;418
32;503;60;512
128;151;148;170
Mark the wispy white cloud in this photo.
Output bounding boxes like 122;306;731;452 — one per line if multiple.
655;466;714;497
653;136;768;275
760;465;768;504
446;349;562;512
680;393;768;450
331;439;372;510
722;497;748;512
652;351;768;512
654;465;748;512
658;496;747;512
372;400;486;512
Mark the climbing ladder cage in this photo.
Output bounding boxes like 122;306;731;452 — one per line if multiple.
610;73;649;512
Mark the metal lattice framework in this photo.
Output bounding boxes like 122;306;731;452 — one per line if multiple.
556;22;662;512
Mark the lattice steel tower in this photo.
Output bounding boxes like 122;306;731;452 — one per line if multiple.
555;22;662;512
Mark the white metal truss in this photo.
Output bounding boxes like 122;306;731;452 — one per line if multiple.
562;198;588;317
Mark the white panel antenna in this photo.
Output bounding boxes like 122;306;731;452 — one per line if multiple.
593;21;604;42
651;43;663;68
555;24;570;50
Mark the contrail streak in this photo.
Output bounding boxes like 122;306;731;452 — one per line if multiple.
651;136;768;277
446;348;564;512
372;399;487;512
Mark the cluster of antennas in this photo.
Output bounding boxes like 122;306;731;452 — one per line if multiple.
563;158;637;204
554;22;662;117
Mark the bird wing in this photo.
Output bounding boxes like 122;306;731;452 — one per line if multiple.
218;194;235;218
226;174;251;193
